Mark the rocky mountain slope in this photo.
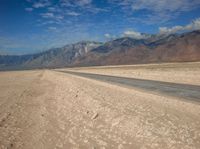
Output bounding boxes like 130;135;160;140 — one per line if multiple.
0;30;200;70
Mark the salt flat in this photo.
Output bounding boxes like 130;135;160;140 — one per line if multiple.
0;62;200;149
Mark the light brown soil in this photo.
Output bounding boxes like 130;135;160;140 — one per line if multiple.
0;67;200;149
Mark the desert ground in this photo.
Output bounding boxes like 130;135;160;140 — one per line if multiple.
0;62;200;149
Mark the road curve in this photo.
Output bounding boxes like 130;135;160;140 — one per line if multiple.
57;70;200;103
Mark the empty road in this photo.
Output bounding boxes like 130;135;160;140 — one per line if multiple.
57;70;200;103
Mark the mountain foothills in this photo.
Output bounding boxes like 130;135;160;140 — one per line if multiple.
0;30;200;70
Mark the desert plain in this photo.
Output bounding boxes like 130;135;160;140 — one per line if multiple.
0;62;200;149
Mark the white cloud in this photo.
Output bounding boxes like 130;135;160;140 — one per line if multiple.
33;0;51;8
109;0;200;24
60;0;92;7
88;7;109;13
56;15;64;20
40;12;64;23
67;12;80;16
159;18;200;34
112;0;200;13
104;33;111;38
41;12;54;18
104;33;117;40
48;26;57;31
60;0;107;14
123;30;147;39
48;7;56;12
25;8;33;12
37;20;55;26
77;0;92;6
33;3;46;8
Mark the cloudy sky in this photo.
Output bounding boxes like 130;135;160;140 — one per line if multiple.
0;0;200;54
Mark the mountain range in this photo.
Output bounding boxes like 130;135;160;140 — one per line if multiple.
0;30;200;70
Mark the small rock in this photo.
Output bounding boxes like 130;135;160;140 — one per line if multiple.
10;143;14;148
75;95;78;98
91;113;98;120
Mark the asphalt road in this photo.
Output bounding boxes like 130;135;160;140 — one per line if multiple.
57;70;200;103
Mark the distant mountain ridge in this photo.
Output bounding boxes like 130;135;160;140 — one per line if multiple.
74;30;200;66
0;30;200;70
0;41;102;70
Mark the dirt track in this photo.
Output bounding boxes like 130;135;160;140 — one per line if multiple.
57;70;200;102
0;69;200;149
65;62;200;85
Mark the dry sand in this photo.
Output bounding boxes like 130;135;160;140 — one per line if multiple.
0;64;200;149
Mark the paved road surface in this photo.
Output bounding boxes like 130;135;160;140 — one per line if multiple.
57;70;200;103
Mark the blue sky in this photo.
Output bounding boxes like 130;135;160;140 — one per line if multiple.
0;0;200;54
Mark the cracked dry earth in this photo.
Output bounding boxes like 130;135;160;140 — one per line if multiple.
0;70;200;149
